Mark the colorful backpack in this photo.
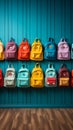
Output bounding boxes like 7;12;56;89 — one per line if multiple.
57;38;70;60
18;38;30;60
45;64;57;87
0;69;4;87
58;64;70;87
30;39;43;61
4;64;16;87
31;63;44;88
17;65;30;88
71;43;73;59
0;40;4;60
5;38;17;60
71;70;73;87
44;38;56;60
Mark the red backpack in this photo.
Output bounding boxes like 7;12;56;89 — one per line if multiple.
58;64;70;87
0;69;4;87
18;38;30;60
71;70;73;87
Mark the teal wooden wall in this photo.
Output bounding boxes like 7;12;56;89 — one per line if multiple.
0;0;73;108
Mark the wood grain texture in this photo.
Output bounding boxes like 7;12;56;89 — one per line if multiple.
0;109;73;130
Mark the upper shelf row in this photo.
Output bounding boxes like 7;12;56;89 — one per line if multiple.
0;37;73;61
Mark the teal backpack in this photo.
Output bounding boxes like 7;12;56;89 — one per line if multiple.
45;64;57;87
17;65;30;88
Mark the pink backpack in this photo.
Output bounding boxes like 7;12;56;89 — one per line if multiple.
57;38;70;60
5;38;17;60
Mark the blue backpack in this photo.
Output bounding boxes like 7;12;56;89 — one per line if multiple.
17;65;30;88
44;38;56;60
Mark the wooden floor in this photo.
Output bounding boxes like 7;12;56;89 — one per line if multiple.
0;109;73;130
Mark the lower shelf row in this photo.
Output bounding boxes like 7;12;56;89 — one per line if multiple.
0;63;73;88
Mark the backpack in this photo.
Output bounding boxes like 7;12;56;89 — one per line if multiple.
0;40;4;60
4;64;16;87
31;63;44;88
44;38;56;60
57;38;70;60
71;70;73;87
71;43;73;59
0;69;4;87
17;65;30;88
18;38;30;60
58;64;70;87
45;64;57;87
5;38;17;60
30;39;43;61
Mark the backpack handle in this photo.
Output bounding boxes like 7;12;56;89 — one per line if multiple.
23;38;28;42
61;64;67;68
48;63;54;69
60;38;67;42
48;38;54;42
35;63;40;68
22;64;26;68
35;38;41;43
8;64;14;68
10;37;15;42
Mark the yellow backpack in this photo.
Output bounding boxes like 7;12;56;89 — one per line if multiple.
0;40;4;60
30;39;43;61
31;63;44;88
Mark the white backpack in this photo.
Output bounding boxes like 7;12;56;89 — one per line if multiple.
4;64;16;87
45;64;57;87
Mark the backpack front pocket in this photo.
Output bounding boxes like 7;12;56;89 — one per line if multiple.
32;79;43;87
5;79;15;87
21;52;30;59
18;79;29;87
46;52;56;58
58;52;70;59
59;78;69;86
32;53;43;60
46;78;56;86
7;52;16;59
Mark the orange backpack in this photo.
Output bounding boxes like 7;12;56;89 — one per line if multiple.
18;38;30;60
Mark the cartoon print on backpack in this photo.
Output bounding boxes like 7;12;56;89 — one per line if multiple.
31;63;44;88
45;64;57;87
17;65;30;88
5;38;17;60
57;38;70;60
0;40;4;60
30;39;43;61
44;38;56;60
58;64;70;87
18;38;30;60
0;69;4;87
4;64;16;87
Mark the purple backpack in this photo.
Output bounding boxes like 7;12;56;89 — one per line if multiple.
5;38;17;60
57;38;70;60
